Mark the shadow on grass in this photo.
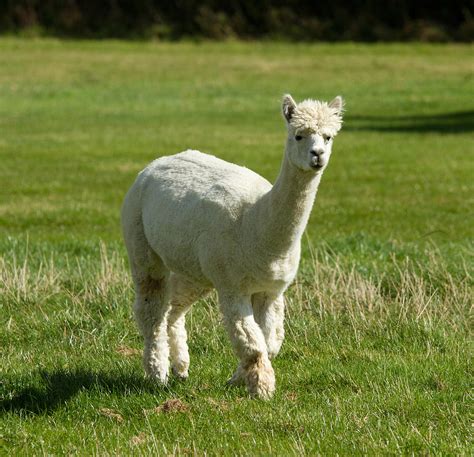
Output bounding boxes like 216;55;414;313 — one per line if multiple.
1;369;166;416
346;110;474;133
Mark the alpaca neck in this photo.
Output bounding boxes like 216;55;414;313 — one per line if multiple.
245;148;322;257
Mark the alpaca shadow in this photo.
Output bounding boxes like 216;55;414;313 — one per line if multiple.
1;369;166;416
346;110;474;133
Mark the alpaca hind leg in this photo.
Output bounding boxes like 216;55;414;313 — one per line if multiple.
167;274;209;379
122;200;171;383
134;272;171;383
219;293;275;399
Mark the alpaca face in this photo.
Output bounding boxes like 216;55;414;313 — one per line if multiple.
282;94;344;172
287;131;333;172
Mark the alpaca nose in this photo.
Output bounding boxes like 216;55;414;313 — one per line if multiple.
310;149;324;157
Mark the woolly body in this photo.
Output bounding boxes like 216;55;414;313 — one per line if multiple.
136;151;297;294
121;94;344;399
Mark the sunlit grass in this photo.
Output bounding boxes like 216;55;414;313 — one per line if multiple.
1;240;472;454
0;39;472;454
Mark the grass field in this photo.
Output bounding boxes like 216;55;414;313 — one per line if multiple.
0;39;473;454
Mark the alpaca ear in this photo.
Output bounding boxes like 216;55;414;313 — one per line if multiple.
282;94;297;122
329;96;344;114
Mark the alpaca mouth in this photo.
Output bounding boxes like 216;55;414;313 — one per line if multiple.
310;159;324;170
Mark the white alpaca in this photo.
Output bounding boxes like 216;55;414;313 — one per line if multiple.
121;94;344;399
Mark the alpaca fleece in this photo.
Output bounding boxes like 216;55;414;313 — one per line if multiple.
121;94;344;399
290;99;344;137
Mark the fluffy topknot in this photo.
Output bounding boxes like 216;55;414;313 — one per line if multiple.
289;98;344;137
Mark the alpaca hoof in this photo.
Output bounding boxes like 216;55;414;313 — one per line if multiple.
146;371;168;385
246;372;275;400
250;382;275;400
172;366;189;380
245;357;275;400
226;376;245;387
144;363;169;384
227;365;245;387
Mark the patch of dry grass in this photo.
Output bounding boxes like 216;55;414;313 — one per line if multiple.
1;241;470;331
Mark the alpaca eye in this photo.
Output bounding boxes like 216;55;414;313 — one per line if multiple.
324;135;331;142
295;135;302;141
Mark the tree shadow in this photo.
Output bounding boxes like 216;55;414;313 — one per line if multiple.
346;110;474;133
1;368;166;416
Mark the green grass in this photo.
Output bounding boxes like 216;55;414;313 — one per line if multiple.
0;39;473;455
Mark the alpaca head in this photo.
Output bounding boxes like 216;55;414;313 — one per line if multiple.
282;94;344;172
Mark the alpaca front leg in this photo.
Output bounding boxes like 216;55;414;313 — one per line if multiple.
227;293;285;386
253;293;285;360
134;277;171;383
220;293;275;399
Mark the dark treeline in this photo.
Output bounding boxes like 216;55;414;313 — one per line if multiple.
1;0;473;41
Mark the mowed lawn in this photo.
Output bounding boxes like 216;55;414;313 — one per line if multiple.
0;39;472;454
